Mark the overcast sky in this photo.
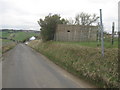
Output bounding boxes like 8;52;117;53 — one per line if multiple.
0;0;119;33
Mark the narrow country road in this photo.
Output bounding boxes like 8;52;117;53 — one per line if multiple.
2;44;95;88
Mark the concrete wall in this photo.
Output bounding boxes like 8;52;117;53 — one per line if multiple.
54;24;98;42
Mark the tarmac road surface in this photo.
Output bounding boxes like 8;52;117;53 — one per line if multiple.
2;44;96;88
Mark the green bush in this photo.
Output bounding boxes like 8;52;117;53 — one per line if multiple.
38;14;68;41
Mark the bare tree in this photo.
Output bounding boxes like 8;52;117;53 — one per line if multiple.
67;18;75;25
75;15;80;25
75;12;99;26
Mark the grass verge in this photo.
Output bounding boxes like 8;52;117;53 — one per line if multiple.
2;43;16;54
28;40;119;88
1;39;16;54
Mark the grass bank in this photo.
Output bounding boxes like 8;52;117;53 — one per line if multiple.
0;39;16;55
2;42;16;54
28;40;119;88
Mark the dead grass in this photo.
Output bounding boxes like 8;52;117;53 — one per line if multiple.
28;40;119;88
2;42;16;54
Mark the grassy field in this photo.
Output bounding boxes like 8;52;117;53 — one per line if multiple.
53;40;118;48
0;30;40;42
13;32;39;42
28;40;118;88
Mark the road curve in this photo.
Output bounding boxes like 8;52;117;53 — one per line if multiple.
2;44;96;88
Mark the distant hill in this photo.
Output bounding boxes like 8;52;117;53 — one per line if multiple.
0;29;40;33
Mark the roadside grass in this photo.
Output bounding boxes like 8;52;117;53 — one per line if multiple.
0;39;16;55
28;40;118;88
2;42;16;54
2;39;13;43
